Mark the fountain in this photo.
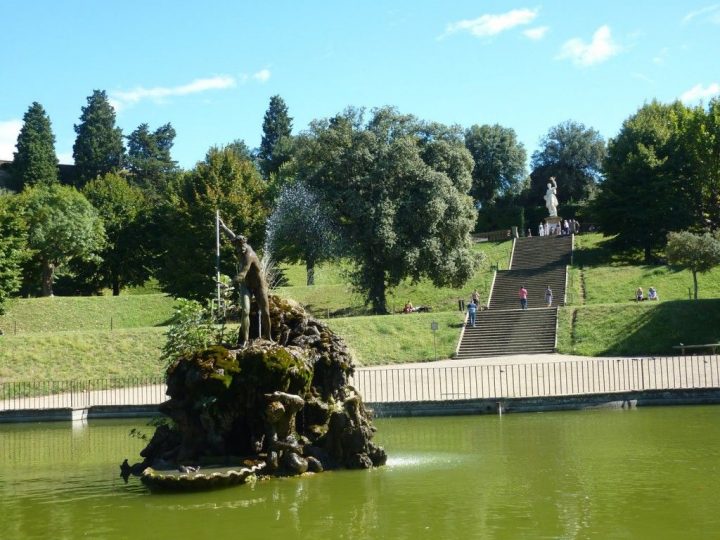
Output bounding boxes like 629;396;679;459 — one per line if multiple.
122;229;386;491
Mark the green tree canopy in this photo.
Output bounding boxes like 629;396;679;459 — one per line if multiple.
0;193;28;313
126;122;178;196
154;146;268;300
666;231;720;299
73;90;125;186
17;184;105;296
82;172;151;295
266;181;339;285
11;102;59;190
298;107;479;314
464;124;527;206
258;95;293;179
594;101;695;262
530;120;606;204
687;98;720;231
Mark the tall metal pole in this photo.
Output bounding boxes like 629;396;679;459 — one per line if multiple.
215;209;221;316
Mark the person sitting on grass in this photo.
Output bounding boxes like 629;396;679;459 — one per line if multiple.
648;287;659;301
403;301;414;313
635;287;644;302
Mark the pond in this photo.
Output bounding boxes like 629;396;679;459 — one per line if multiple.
1;406;719;539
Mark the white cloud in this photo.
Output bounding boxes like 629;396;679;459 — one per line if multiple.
523;26;549;40
252;69;271;83
682;4;720;24
680;82;720;103
57;151;74;165
557;25;620;67
0;119;22;161
110;75;237;111
444;8;538;38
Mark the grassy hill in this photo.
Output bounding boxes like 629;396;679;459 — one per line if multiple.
2;233;720;383
0;241;507;381
0;294;176;334
558;233;720;356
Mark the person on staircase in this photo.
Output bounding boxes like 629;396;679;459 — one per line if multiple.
467;300;477;327
545;285;553;307
519;286;528;310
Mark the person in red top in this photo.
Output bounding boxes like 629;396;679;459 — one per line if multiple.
519;286;528;310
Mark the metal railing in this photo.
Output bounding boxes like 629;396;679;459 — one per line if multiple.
1;356;719;411
0;377;166;411
352;355;720;402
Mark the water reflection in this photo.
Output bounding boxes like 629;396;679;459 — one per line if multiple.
1;408;720;539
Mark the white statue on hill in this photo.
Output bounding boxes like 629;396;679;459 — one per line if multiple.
544;177;558;217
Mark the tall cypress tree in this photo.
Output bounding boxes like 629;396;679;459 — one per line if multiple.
73;90;125;186
126;122;178;194
258;95;293;179
12;102;59;190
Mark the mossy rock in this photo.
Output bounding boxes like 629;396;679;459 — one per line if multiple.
235;344;312;396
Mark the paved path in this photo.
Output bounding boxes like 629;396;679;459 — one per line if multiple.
2;353;719;411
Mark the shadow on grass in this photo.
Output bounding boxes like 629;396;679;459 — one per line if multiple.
574;236;646;268
600;299;720;356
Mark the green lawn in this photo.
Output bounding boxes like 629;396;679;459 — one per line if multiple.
570;233;720;305
557;300;720;356
325;311;464;366
0;327;167;382
0;294;177;334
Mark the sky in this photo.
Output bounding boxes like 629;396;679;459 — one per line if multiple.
1;0;719;170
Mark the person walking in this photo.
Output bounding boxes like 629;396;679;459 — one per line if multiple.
545;285;553;307
519;286;528;310
467;300;477;327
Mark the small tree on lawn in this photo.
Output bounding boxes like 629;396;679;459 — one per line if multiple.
19;184;106;296
666;231;720;300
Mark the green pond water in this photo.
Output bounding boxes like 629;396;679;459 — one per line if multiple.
1;406;719;539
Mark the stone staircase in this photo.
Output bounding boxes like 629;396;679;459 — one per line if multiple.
455;235;572;358
490;236;572;310
456;308;558;358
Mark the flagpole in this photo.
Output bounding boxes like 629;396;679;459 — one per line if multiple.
215;209;221;317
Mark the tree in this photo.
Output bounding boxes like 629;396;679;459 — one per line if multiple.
0;193;27;313
126;122;178;195
298;107;479;314
18;184;105;296
266;182;338;285
687;98;720;231
258;95;293;179
11;102;59;190
73;90;125;186
82;172;151;295
666;231;720;299
464;124;526;206
530;120;606;204
154;146;268;300
594;101;695;262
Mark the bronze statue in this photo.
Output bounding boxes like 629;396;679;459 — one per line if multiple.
219;218;271;345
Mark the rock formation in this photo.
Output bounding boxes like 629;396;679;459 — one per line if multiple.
124;295;386;485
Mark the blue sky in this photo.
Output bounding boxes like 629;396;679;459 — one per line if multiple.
1;1;719;169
